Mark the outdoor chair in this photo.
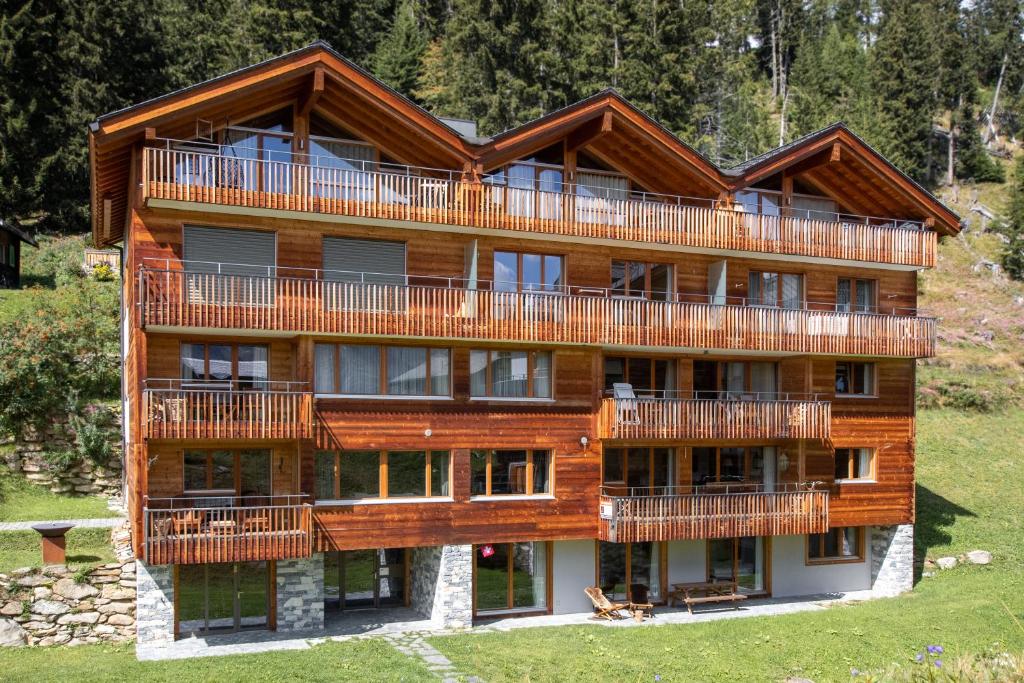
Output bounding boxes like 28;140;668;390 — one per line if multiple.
584;586;631;620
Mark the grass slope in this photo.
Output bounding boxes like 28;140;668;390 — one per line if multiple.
0;469;119;523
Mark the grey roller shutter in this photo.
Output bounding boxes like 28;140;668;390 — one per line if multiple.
322;237;405;285
183;226;277;305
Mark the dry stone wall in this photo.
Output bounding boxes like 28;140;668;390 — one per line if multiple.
0;561;136;646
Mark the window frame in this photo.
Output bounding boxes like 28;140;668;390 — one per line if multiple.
834;361;877;397
492;250;565;294
469;349;554;400
602;447;675;490
610;259;674;300
179;341;270;389
747;270;805;309
314;450;452;502
181;448;272;496
603;356;677;396
692;359;779;398
314;343;452;398
470;449;554;498
806;527;865;565
473;541;553;615
834;448;876;483
690;446;774;486
594;540;668;604
836;277;879;314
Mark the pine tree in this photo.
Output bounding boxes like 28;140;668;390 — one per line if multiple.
999;156;1024;280
373;0;430;97
955;107;1005;183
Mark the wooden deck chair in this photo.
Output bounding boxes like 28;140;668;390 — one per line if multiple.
584;586;630;620
613;383;640;426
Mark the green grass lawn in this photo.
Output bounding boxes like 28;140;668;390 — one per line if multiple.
0;528;115;573
424;409;1024;682
0;469;120;522
0;638;434;682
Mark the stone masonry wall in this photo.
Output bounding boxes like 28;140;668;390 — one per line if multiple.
870;524;915;596
0;561;136;647
135;561;174;645
276;554;324;632
1;406;123;498
410;545;472;629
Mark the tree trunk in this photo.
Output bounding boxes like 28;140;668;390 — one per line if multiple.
986;52;1007;145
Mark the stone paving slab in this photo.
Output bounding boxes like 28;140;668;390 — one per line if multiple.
0;517;124;531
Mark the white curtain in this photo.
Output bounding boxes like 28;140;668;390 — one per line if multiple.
386;347;427;395
492;351;529;397
576;172;628;225
469;350;488;396
792;195;837;222
314;344;335;393
430;349;450;396
340;345;381;394
532;352;552;398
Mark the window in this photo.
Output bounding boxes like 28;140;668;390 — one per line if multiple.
708;537;767;592
597;541;663;602
835;362;875;396
180;342;268;389
611;260;673;301
182;449;271;495
474;542;550;613
470;349;552;399
177;562;269;635
493;251;564;293
470;450;551;496
314;344;450;397
603;357;676;395
182;226;276;306
834;448;875;482
691;447;778;489
748;271;803;309
807;527;863;563
314;450;451;500
602;448;674;491
692;360;778;399
837;278;877;313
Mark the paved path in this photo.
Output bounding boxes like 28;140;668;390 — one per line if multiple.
0;517;124;531
386;631;483;683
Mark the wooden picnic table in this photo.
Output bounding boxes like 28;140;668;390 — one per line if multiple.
668;580;747;614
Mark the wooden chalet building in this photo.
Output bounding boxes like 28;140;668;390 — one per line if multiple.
89;42;959;642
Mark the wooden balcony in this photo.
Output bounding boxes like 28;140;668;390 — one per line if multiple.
142;380;313;440
143;495;312;564
598;392;831;441
138;265;936;358
598;485;830;543
142;144;937;268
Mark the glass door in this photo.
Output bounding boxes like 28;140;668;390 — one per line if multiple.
325;549;409;611
707;538;768;594
474;542;549;614
344;549;378;609
176;562;269;636
597;542;662;603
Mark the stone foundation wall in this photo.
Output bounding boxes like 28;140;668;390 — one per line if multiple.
410;545;472;628
870;524;915;596
0;561;136;647
275;554;324;632
135;561;174;644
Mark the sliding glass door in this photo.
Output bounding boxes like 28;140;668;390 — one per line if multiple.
474;542;549;615
707;537;768;594
324;549;408;611
597;541;663;603
176;562;269;635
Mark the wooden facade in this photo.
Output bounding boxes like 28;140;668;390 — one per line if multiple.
90;44;956;568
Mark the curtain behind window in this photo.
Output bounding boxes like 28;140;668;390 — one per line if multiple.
340;346;380;394
386;347;427;395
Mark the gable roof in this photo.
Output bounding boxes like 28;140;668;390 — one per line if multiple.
0;220;38;248
88;42;961;247
726;123;961;235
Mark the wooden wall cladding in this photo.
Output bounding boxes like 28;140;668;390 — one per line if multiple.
145;334;298;382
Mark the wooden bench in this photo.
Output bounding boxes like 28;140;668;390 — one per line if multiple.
669;580;748;614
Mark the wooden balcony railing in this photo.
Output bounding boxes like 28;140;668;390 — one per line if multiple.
598;392;831;441
138;265;936;357
599;484;830;543
143;495;313;564
142;380;313;440
142;144;937;268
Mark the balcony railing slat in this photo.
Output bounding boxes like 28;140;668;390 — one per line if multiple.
143;146;936;268
139;268;936;357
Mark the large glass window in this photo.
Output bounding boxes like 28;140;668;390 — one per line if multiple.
603;357;676;395
180;342;268;388
691;446;777;489
692;360;778;399
314;343;450;397
597;542;662;602
314;450;450;500
470;349;552;398
611;261;673;301
183;449;270;495
474;542;550;613
493;251;564;293
708;537;767;593
835;361;875;396
807;527;863;563
470;450;552;496
748;271;803;309
602;447;674;492
323;549;407;611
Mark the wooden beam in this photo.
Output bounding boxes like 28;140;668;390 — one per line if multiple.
566;111;613;153
830;142;841;163
298;68;325;118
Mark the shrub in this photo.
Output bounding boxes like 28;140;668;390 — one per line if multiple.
91;263;115;282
